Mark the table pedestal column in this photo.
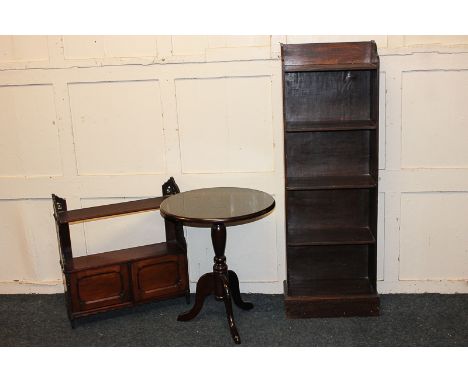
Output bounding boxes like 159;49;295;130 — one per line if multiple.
177;222;253;345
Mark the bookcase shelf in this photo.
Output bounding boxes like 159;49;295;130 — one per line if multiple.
282;41;380;318
287;227;375;246
286;175;377;190
284;63;378;72
285;120;377;132
286;278;376;297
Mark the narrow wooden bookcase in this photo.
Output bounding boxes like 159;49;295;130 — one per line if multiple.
282;41;380;318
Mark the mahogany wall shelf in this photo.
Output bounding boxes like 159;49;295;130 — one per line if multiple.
282;42;380;318
52;177;189;327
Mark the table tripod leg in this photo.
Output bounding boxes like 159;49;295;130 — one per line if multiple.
228;270;254;310
177;273;214;321
220;275;241;344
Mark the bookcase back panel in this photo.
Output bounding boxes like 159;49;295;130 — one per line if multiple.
286;130;370;177
284;70;372;122
287;245;369;283
287;189;370;230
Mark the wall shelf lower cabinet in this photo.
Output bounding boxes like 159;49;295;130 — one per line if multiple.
282;42;380;318
67;243;188;318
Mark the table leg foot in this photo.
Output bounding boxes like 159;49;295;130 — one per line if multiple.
177;273;214;321
220;275;241;344
228;270;254;310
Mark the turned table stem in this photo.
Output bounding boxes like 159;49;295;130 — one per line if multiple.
211;223;227;300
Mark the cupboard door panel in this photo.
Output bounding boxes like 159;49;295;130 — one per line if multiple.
70;265;130;312
132;255;188;302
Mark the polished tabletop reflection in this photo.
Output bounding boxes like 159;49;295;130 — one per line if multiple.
160;187;275;224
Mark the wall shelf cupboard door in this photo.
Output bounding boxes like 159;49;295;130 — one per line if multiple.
131;254;189;303
282;41;380;318
69;264;132;313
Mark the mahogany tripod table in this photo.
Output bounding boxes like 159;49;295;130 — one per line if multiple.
160;187;275;344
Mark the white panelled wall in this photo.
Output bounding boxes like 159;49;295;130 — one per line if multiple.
1;35;468;294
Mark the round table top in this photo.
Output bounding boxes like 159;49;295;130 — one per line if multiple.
160;187;275;225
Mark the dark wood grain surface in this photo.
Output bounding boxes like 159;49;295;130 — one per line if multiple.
286;130;371;177
287;189;371;230
282;41;378;68
284;70;372;122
